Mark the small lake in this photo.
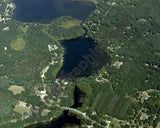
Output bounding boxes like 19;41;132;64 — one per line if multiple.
57;37;110;80
13;0;95;23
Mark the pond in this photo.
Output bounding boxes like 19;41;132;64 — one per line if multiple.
57;37;110;80
13;0;95;23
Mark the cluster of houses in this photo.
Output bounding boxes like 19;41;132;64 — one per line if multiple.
0;1;15;23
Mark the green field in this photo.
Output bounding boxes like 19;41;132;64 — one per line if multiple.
94;91;131;119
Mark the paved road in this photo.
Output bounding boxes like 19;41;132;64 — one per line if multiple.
61;107;109;128
61;107;89;119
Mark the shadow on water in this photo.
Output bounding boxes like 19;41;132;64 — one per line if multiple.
26;111;81;128
13;0;95;23
71;86;85;108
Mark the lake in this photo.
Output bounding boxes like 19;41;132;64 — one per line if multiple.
57;37;110;80
13;0;95;23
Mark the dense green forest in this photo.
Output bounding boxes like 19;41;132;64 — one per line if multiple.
84;0;160;95
73;0;160;127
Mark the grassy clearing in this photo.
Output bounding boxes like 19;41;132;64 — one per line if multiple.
61;20;82;28
156;122;160;128
14;106;30;115
8;85;25;95
11;38;25;51
42;109;51;116
139;91;150;103
140;112;149;120
111;119;120;128
14;101;31;115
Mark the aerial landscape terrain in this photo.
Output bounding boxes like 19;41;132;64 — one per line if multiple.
0;0;160;128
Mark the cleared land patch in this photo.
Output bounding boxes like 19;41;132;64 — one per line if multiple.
157;122;160;128
14;101;31;115
11;38;25;51
61;20;81;28
8;85;25;95
42;109;51;116
94;92;132;119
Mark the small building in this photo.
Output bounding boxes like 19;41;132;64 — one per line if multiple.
92;111;97;115
54;45;58;49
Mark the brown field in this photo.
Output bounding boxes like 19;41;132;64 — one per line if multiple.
156;122;160;128
11;38;26;51
42;109;51;116
61;20;82;28
8;85;25;95
14;101;30;115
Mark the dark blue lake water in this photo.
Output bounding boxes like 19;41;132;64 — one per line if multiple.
13;0;95;23
60;38;95;74
57;38;110;79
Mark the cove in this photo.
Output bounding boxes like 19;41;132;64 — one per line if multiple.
13;0;95;23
